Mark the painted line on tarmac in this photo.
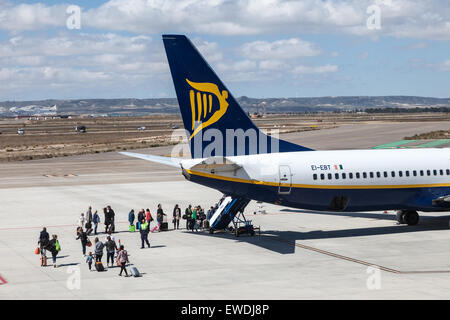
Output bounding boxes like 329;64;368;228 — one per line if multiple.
0;275;7;285
268;236;450;275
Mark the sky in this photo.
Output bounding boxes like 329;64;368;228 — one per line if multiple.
0;0;448;100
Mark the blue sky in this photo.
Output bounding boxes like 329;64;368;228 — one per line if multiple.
0;0;448;100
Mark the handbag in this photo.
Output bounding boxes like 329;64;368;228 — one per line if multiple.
86;238;92;247
35;247;40;255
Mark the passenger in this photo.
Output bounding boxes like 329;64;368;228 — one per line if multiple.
94;237;104;263
86;206;93;224
76;227;88;256
137;209;145;229
185;205;193;230
49;234;61;268
146;208;153;224
206;206;214;220
93;210;100;235
103;207;110;234
38;227;50;257
117;245;129;277
156;204;166;232
105;236;117;268
78;213;86;229
128;209;135;226
173;204;181;230
85;220;93;236
86;252;94;271
107;206;115;233
139;219;151;249
191;207;197;232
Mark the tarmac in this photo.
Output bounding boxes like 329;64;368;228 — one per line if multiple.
1;121;450;299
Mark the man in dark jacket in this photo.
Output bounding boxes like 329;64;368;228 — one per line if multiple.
128;209;135;226
185;205;193;230
38;227;50;256
107;206;115;233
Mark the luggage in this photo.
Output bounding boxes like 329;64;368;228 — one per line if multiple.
129;225;135;232
136;222;141;230
130;266;141;277
151;226;158;233
40;256;47;267
203;220;209;229
161;222;168;231
35;247;40;255
95;261;105;272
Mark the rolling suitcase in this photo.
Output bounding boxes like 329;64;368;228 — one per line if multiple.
161;222;168;231
95;261;105;272
136;222;141;230
40;256;47;267
130;266;141;277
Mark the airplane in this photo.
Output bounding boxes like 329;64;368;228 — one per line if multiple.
121;34;450;231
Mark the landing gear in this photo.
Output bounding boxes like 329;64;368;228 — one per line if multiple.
396;210;419;226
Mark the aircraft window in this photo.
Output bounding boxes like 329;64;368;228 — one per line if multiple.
320;173;325;180
376;172;381;178
335;173;339;179
328;173;332;180
427;170;431;176
391;171;395;177
383;171;388;178
313;174;317;180
440;169;444;175
369;172;374;178
363;172;367;178
433;170;437;176
349;173;353;179
342;173;346;179
447;169;450;175
399;171;403;177
420;170;424;176
406;171;410;177
413;170;417;177
356;172;360;179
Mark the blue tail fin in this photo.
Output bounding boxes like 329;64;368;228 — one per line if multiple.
162;34;313;158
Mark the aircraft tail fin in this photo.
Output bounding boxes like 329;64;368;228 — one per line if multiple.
162;34;313;158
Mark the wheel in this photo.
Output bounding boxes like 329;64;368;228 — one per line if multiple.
405;211;419;226
209;228;214;234
396;210;406;224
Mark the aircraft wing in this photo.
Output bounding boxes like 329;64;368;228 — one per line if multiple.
119;152;183;168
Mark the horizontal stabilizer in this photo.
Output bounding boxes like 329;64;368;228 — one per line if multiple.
119;152;182;168
190;157;242;174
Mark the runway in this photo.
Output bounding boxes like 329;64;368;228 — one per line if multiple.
1;121;450;299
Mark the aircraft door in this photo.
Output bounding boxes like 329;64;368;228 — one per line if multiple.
278;165;292;194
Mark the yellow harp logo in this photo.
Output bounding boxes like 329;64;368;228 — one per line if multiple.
186;78;229;140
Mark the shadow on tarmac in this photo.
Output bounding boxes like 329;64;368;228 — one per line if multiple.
189;214;450;255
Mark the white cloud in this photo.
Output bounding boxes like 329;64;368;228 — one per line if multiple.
240;38;321;60
292;64;339;75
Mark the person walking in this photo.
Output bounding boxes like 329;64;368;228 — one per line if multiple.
94;237;104;262
139;219;150;249
107;206;115;233
185;205;193;230
103;207;111;233
191;206;198;232
117;245;129;277
173;204;181;230
105;236;117;268
86;206;93;224
78;213;86;229
128;209;135;227
38;227;50;257
76;227;88;256
145;208;153;223
49;234;61;268
156;204;166;232
93;210;100;235
86;252;93;271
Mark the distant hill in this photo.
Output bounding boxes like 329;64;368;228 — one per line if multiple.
0;96;449;117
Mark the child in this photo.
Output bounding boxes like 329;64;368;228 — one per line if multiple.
86;252;93;271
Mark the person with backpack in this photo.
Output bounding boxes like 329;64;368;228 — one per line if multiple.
139;219;150;249
94;237;104;262
117;245;129;277
105;236;117;268
185;205;193;230
173;204;181;230
76;227;89;257
93;210;100;235
49;234;61;268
